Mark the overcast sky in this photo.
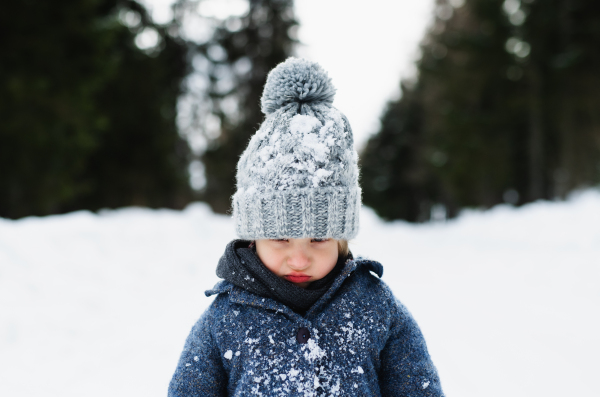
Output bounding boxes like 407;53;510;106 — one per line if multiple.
143;0;435;149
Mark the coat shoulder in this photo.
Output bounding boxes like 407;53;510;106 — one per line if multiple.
204;280;234;297
351;260;397;303
348;259;418;327
188;282;239;334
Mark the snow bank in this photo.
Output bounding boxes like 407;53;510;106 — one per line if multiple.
1;191;599;397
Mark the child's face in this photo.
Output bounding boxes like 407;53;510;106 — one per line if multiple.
255;238;339;288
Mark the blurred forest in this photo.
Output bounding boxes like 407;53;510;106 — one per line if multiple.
361;0;600;222
0;0;295;219
185;0;298;214
1;0;192;219
3;0;599;221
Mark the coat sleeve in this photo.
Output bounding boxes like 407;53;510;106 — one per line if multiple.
168;304;227;397
378;298;444;397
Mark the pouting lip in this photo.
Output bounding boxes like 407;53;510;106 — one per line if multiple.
284;274;311;283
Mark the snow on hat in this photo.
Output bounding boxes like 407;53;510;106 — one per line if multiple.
232;58;360;240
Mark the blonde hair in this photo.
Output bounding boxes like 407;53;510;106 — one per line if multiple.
337;239;349;257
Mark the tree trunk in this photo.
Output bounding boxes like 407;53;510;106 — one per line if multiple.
528;64;545;201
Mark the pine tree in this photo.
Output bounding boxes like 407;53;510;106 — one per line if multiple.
80;1;192;211
363;0;521;220
361;82;434;222
0;0;192;218
362;0;600;222
196;0;298;214
520;0;600;198
418;0;526;210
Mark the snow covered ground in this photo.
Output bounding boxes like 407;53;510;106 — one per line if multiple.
1;191;599;397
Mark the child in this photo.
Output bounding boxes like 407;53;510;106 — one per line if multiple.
169;58;444;396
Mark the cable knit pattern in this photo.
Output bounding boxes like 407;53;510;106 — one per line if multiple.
232;58;361;240
168;259;444;397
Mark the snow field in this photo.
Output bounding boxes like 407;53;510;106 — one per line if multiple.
1;191;599;397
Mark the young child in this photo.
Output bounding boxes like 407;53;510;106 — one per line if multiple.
169;58;444;396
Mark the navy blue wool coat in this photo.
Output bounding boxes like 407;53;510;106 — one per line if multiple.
169;259;444;397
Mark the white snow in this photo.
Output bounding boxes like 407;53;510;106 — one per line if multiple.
313;374;321;388
1;190;599;397
312;169;333;187
302;133;330;164
239;109;355;195
290;114;321;135
303;338;325;363
224;350;233;360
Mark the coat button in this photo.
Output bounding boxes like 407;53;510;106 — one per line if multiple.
296;327;310;344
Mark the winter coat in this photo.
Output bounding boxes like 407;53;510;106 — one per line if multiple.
168;259;444;397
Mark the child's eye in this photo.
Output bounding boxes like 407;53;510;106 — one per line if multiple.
270;238;288;242
311;238;329;243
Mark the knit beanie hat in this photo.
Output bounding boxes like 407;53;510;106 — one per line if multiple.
232;58;360;240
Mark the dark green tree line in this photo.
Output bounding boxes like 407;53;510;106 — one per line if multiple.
361;0;600;222
0;0;192;219
182;0;298;214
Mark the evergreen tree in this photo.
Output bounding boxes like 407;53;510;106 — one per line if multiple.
361;82;434;222
419;0;526;210
0;0;192;218
80;1;192;211
520;0;600;198
195;0;298;214
362;0;600;222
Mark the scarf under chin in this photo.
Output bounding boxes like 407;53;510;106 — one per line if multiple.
216;240;351;314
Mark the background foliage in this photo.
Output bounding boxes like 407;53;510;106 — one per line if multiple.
361;0;600;222
3;0;599;222
0;0;191;219
185;0;298;214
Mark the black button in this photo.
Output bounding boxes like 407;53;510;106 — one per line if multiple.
296;327;310;344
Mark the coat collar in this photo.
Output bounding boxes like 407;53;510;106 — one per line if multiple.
205;258;382;319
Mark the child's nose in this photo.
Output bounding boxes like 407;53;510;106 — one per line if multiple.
287;248;310;270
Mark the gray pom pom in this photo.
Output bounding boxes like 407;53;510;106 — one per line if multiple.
261;58;336;115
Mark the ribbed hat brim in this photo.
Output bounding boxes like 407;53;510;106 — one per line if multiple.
233;186;360;240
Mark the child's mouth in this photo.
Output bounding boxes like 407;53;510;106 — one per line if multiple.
284;274;311;284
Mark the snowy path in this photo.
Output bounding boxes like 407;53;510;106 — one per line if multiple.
1;192;599;396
